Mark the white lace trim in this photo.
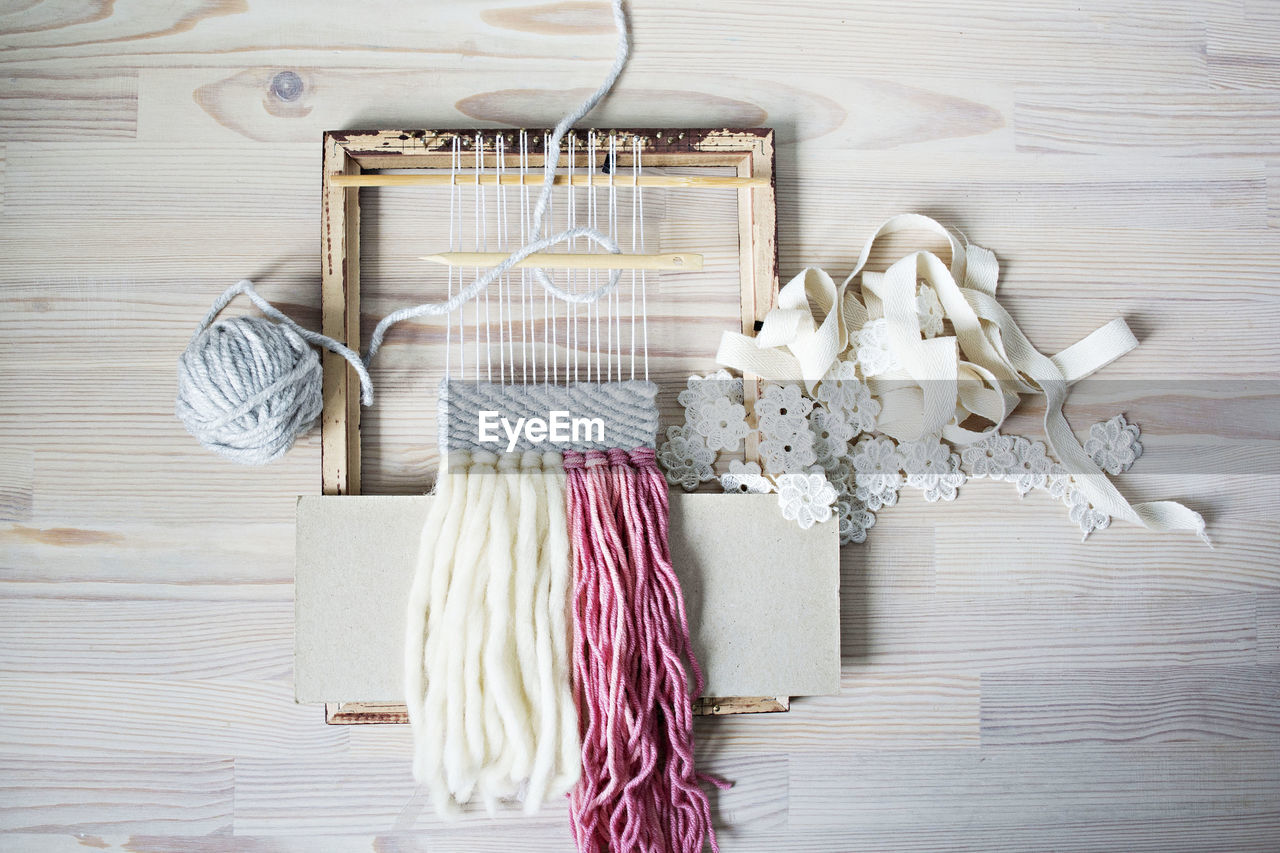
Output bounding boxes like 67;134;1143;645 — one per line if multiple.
660;367;1150;542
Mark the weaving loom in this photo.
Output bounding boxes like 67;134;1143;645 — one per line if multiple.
293;126;841;843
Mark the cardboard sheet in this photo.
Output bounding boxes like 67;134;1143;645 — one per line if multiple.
295;492;840;703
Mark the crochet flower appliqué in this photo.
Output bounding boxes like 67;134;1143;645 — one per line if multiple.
900;438;965;502
661;353;1154;546
677;368;743;408
850;436;904;510
810;406;858;468
759;427;817;475
1084;414;1143;476
916;283;945;338
960;432;1018;480
815;360;879;433
1065;488;1111;540
837;497;875;545
755;383;813;436
776;471;838;530
1005;436;1052;496
687;395;750;453
720;459;773;495
657;424;715;492
853;319;900;377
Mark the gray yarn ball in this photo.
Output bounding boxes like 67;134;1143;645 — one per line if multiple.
176;316;323;465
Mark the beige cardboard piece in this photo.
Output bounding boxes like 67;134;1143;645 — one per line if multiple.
295;492;840;704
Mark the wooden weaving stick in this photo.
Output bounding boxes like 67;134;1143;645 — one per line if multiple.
330;173;768;189
421;251;703;271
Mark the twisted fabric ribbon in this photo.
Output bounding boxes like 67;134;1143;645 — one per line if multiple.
717;214;1208;543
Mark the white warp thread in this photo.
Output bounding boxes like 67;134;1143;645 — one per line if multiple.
405;450;578;816
363;0;632;364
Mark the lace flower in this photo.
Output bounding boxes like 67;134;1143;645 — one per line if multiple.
720;459;774;495
853;318;900;378
810;406;857;468
759;427;817;475
755;383;813;437
657;424;715;492
687;395;750;453
1084;414;1143;475
900;438;965;502
916;283;945;338
960;432;1017;479
824;458;854;495
1005;436;1053;496
837;497;876;545
815;361;879;434
1046;462;1072;500
850;436;904;511
1065;487;1111;540
677;369;743;408
776;471;838;530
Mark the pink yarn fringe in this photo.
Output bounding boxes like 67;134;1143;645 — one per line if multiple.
564;447;728;853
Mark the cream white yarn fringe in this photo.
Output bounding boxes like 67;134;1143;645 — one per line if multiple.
717;214;1208;544
404;449;579;816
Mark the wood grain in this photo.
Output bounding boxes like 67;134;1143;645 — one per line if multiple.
786;743;1280;830
1015;91;1280;157
0;71;136;141
0;448;33;522
0;753;233;835
981;665;1280;744
231;752;786;835
2;0;1279;848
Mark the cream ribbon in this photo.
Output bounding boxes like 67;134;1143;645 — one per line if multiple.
717;214;1208;543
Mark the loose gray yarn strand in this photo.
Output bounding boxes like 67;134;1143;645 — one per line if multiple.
366;0;630;362
178;0;631;465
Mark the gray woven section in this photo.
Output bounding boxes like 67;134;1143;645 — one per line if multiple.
440;379;660;453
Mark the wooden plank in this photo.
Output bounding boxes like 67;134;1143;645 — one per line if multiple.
0;1;1209;88
736;130;776;463
842;592;1257;673
0;71;137;141
1208;9;1280;89
698;813;1280;853
320;132;360;496
1259;594;1280;664
0;754;233;835
2;0;1279;846
0;677;347;759
786;743;1280;831
0;523;295;600
935;517;1280;595
0;599;291;679
231;751;787;834
1015;91;1280;157
981;665;1280;744
1269;160;1280;229
0;447;33;522
695;671;979;750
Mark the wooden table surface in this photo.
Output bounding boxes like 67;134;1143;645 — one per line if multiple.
2;1;1278;850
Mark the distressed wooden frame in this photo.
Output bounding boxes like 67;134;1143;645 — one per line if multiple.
319;128;780;722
